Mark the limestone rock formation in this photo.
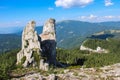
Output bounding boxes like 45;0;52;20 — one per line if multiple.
80;40;108;53
12;63;120;80
16;21;41;67
40;18;56;66
16;18;57;70
80;45;108;53
39;59;49;71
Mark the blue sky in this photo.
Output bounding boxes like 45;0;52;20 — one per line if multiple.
0;0;120;27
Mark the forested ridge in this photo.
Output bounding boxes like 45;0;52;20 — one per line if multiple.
0;38;120;79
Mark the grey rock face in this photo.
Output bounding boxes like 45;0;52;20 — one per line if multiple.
40;18;56;66
39;59;49;71
47;74;56;80
11;63;120;80
40;18;56;41
16;18;57;70
16;21;41;67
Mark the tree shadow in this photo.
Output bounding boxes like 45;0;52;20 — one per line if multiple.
57;58;87;68
88;34;114;39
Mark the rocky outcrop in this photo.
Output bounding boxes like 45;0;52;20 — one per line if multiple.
80;45;108;53
16;21;41;67
16;18;57;70
40;18;56;66
12;63;120;80
39;59;49;71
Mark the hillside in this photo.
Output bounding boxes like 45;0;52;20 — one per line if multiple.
1;27;120;79
0;20;120;53
1;38;120;79
0;34;21;53
0;27;43;53
1;0;120;79
97;21;120;27
36;20;120;48
11;63;120;80
90;30;120;39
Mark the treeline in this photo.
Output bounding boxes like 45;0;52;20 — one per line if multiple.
83;39;108;49
56;48;120;68
83;38;120;53
56;38;120;67
0;49;20;80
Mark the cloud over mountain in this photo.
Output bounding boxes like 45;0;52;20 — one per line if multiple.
105;0;114;6
55;0;93;8
78;15;120;22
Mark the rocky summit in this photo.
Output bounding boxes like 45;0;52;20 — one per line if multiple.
12;63;120;80
16;18;56;71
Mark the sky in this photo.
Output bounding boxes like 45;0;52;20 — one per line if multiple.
0;0;120;27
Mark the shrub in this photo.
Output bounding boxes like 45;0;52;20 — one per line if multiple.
21;56;26;64
0;49;19;79
33;51;41;67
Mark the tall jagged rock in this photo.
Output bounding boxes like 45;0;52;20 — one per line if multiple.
40;18;56;66
16;18;57;70
16;21;41;67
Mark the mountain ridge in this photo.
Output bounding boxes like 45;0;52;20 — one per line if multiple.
1;20;120;34
0;20;120;52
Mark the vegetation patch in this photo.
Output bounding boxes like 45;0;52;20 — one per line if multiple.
33;51;41;67
0;38;120;79
0;49;20;80
21;56;26;64
83;39;108;50
57;38;120;68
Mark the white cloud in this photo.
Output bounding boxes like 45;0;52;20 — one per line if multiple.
105;0;114;6
80;16;86;19
88;14;97;19
48;7;54;10
55;0;94;8
104;15;115;19
79;14;97;20
118;16;120;18
78;15;120;22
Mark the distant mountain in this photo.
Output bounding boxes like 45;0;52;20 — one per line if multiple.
97;21;120;27
0;34;21;53
90;30;120;39
0;20;120;53
55;20;120;48
0;26;43;53
0;27;23;34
